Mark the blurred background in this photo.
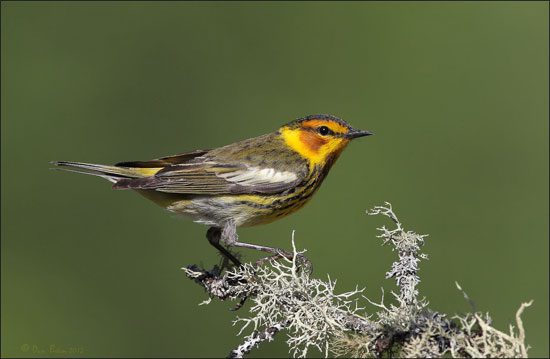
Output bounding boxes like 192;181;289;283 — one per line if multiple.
1;1;548;357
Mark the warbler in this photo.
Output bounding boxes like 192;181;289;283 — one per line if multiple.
53;114;372;265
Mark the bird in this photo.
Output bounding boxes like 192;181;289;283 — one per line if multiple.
52;114;373;266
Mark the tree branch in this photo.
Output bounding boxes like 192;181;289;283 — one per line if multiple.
183;203;533;358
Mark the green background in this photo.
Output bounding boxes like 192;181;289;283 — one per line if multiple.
2;1;548;357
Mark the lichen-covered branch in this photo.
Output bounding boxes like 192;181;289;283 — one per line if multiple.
183;203;533;358
229;322;286;358
368;202;428;307
184;235;374;357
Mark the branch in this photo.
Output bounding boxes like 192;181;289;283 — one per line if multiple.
183;203;533;358
229;323;286;358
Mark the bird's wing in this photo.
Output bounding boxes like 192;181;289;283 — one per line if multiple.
113;160;305;195
113;133;308;195
115;149;210;168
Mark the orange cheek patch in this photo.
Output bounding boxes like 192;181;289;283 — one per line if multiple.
299;131;328;153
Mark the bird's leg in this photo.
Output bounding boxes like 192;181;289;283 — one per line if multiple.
209;223;249;311
206;227;242;267
221;221;293;260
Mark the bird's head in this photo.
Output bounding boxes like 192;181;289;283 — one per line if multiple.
279;114;373;168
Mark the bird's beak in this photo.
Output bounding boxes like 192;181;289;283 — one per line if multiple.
345;128;374;139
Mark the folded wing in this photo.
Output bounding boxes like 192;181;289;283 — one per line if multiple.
114;160;304;195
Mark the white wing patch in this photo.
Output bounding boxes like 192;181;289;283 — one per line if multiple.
219;166;298;186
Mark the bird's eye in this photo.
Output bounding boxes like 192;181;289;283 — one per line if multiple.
318;126;330;136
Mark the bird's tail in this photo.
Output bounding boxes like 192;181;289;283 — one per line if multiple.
51;161;160;184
